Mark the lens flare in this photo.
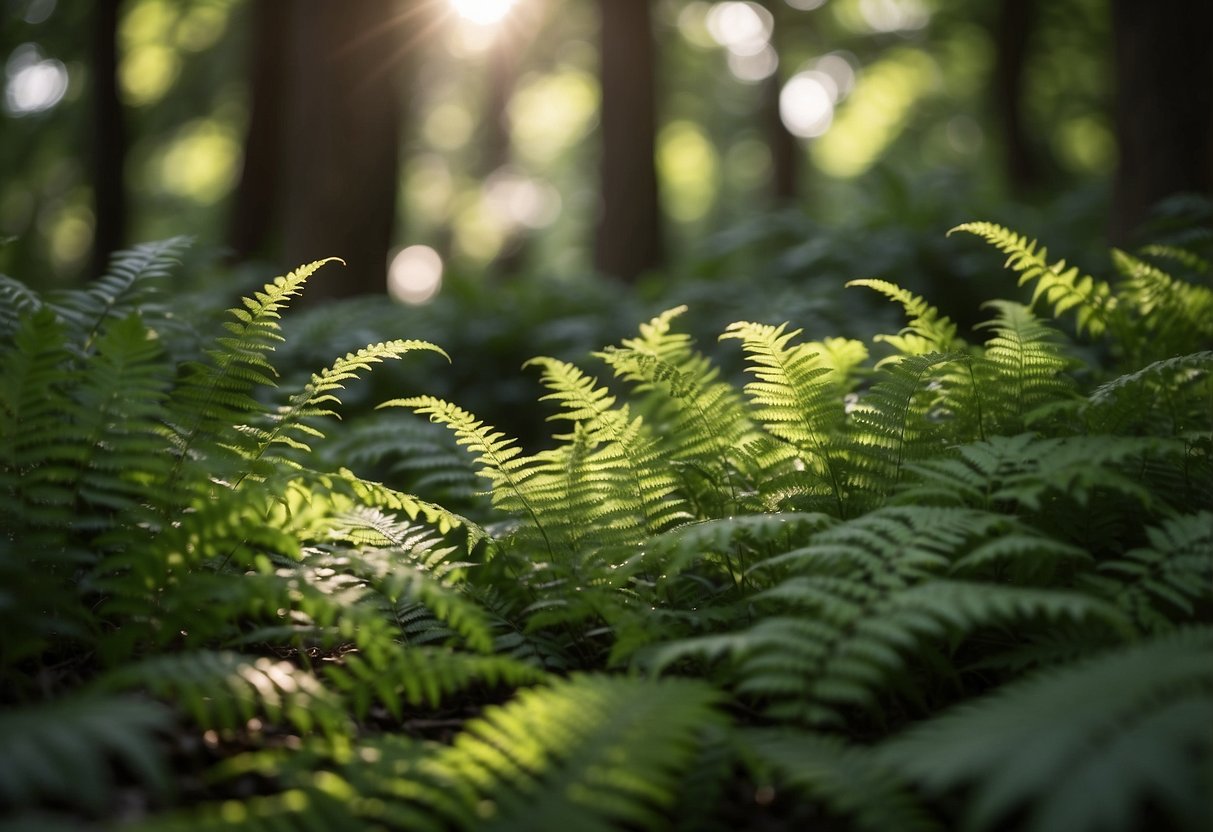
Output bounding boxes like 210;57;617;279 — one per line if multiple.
451;0;516;26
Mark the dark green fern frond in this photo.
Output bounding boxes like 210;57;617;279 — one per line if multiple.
878;626;1213;832
439;674;724;832
739;729;938;832
0;273;44;341
648;507;1127;726
48;236;190;352
847;278;962;356
0;695;173;815
899;434;1179;516
974;301;1076;432
1085;350;1213;436
950;222;1115;337
1085;512;1213;633
96;651;350;737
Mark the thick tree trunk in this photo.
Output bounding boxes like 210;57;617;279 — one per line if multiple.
277;1;407;299
228;0;291;262
1110;0;1213;243
595;0;662;282
992;0;1041;195
90;0;126;278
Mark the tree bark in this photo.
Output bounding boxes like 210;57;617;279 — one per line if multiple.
595;0;662;282
229;0;407;300
90;0;126;278
764;1;799;206
228;0;291;262
992;0;1041;195
1110;0;1213;243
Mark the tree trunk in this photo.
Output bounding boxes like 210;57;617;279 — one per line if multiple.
1109;0;1213;243
992;0;1041;195
764;1;799;206
228;0;291;262
229;1;408;297
90;0;126;278
595;0;662;282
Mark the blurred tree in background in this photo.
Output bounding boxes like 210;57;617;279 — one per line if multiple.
1;0;1209;295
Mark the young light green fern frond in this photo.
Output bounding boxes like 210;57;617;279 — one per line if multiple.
167;258;342;479
950;222;1115;337
974;301;1076;432
438;674;724;832
251;339;448;462
721;321;850;514
847;278;962;356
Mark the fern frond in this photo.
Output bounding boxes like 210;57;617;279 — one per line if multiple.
847;278;961;355
48;236;190;352
950;222;1115;337
739;729;938;832
1111;248;1213;360
167;258;342;479
974;301;1076;431
252;339;448;463
648;507;1128;726
847;352;959;500
0;695;173;814
96;651;350;736
0;273;44;341
878;626;1213;832
1085;350;1213;436
721;321;850;513
1086;511;1213;633
439;674;724;832
329;647;549;720
379;397;551;554
899;434;1179;515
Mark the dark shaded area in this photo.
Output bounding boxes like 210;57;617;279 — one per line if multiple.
1110;0;1213;243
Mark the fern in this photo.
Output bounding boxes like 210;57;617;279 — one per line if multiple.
847;277;962;355
0;695;173;814
879;626;1213;832
96;651;350;737
950;221;1116;337
973;300;1076;431
721;321;850;515
439;674;724;832
739;729;938;832
167;257;342;481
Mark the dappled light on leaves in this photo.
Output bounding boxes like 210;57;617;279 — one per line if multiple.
388;245;444;305
815;48;936;177
658;121;719;223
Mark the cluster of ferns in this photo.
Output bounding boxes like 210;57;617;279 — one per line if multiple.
0;222;1210;832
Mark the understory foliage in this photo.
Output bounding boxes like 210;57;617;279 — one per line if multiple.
1;224;1210;831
